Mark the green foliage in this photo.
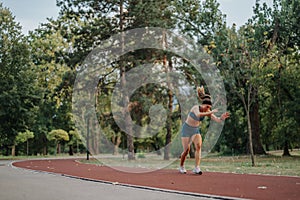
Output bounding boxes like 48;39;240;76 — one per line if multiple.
0;3;41;151
15;130;34;145
127;0;175;29
1;0;298;158
174;0;226;45
47;129;69;142
68;129;82;145
211;0;299;157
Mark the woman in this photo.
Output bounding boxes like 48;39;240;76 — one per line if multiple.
179;89;230;174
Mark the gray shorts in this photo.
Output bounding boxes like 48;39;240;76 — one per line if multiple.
181;122;200;137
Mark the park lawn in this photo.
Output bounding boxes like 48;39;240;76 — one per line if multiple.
81;150;300;177
2;150;299;177
175;150;300;177
191;153;300;177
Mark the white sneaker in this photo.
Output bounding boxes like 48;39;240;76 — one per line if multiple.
192;167;202;175
179;166;187;174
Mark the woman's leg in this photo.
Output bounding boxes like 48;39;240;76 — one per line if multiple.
180;137;190;167
193;134;202;168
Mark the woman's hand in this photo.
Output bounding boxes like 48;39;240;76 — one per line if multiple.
211;109;218;114
220;112;230;120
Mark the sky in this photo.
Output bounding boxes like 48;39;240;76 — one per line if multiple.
1;0;273;35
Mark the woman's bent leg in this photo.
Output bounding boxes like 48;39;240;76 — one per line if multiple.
193;134;202;168
180;137;190;167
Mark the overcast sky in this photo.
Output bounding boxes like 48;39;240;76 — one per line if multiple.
1;0;273;35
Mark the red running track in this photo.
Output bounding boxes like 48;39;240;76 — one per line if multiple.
13;159;300;200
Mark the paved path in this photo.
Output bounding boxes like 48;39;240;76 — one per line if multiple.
8;159;300;200
0;160;215;200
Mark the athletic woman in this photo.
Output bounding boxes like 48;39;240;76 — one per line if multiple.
179;90;230;174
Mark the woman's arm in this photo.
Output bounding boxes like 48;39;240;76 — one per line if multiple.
210;112;230;123
197;108;218;117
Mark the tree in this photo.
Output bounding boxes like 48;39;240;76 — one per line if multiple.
47;129;69;155
33;0;299;160
27;24;73;155
125;0;175;160
68;129;82;155
54;0;120;157
120;0;228;159
213;0;299;161
174;0;226;46
55;0;178;160
247;0;300;156
0;3;40;155
119;0;135;160
214;24;258;166
15;130;34;156
266;0;300;156
173;0;230;157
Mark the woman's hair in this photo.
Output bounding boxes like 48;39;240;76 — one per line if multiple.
197;86;212;106
202;98;212;105
197;86;211;101
197;86;205;99
202;94;211;100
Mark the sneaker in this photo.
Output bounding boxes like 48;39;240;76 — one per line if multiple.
192;167;202;175
179;166;187;174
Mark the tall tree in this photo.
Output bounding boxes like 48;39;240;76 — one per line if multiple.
47;129;69;154
15;130;34;156
214;0;299;160
126;0;175;160
28;26;73;155
257;0;300;156
0;3;40;155
174;0;226;46
220;25;258;166
119;0;135;159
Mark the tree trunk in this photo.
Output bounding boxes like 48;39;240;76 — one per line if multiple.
26;140;29;156
92;119;100;155
244;87;256;167
43;146;47;156
120;0;135;160
86;116;90;160
127;134;135;160
57;143;61;155
247;110;255;166
282;140;291;156
250;99;266;155
164;98;172;160
163;43;172;160
11;145;16;156
113;134;122;155
43;136;48;155
69;145;74;156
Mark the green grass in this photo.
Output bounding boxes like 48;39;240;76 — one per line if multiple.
0;155;43;160
183;153;300;176
2;151;299;177
81;150;300;176
168;150;300;176
0;153;86;160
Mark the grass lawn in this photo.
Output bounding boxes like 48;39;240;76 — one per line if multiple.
82;150;300;176
186;152;300;176
2;150;299;177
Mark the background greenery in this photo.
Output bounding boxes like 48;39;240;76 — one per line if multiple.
0;0;299;166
